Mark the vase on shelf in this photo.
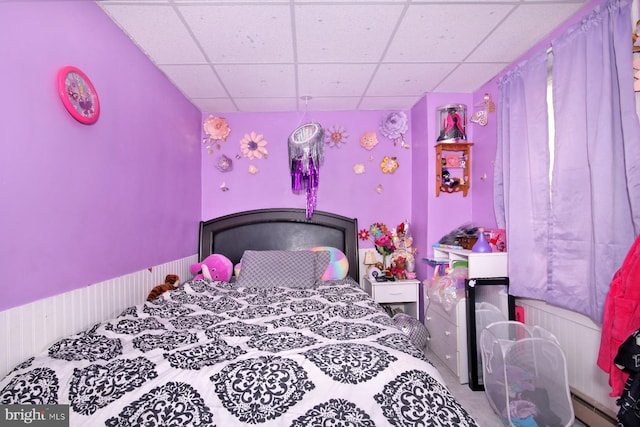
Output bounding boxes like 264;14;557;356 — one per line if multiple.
472;228;492;253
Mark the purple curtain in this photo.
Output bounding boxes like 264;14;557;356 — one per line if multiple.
549;0;640;321
495;0;640;323
494;51;551;302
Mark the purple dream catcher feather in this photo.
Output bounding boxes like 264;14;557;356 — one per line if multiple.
288;122;324;219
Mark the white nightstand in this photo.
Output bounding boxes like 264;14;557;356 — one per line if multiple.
363;277;420;319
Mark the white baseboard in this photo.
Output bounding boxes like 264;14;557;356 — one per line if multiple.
0;255;197;379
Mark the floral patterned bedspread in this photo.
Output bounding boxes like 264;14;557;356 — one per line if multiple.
0;279;478;426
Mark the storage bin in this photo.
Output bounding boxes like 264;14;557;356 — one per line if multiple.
480;321;574;427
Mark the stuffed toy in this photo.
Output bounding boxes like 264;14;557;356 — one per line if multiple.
190;254;233;282
146;274;180;302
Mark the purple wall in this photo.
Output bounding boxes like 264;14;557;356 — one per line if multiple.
0;1;202;311
0;0;609;312
201;111;414;245
469;80;500;230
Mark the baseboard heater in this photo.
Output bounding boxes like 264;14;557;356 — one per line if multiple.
571;388;617;427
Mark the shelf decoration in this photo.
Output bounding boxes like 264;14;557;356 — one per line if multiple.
203;116;231;154
324;124;349;148
380;156;399;174
379;111;409;148
240;131;268;159
288;122;324;219
360;131;379;150
436;104;467;142
435;142;473;197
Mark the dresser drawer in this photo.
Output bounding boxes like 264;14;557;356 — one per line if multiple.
425;311;460;375
424;298;468;384
373;284;417;303
428;301;459;325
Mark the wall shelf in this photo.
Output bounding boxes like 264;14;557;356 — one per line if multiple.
435;142;473;197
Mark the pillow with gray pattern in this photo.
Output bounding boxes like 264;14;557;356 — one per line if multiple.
236;250;329;288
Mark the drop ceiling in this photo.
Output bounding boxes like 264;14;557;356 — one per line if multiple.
97;0;587;113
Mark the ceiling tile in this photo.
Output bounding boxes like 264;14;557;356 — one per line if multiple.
295;4;404;63
179;4;294;63
433;63;507;92
215;64;296;97
191;98;237;113
467;3;585;62
159;64;226;98
298;64;377;97
299;97;362;112
385;3;515;62
359;96;421;111
234;98;298;112
367;63;458;96
99;4;206;64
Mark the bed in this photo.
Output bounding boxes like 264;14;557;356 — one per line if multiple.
0;208;478;426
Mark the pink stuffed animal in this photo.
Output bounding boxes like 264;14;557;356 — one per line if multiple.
190;254;233;282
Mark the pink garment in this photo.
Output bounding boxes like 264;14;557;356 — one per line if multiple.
597;235;640;397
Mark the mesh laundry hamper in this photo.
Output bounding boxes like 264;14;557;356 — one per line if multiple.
480;321;574;427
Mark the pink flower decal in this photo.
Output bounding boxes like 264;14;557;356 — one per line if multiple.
360;132;379;150
240;132;268;159
202;116;231;154
204;116;231;141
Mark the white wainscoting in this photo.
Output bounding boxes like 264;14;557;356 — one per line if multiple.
0;255;197;380
516;299;618;418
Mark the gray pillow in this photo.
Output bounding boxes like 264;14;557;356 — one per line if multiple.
236;250;324;289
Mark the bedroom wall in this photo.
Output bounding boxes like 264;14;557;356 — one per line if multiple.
0;1;202;312
199;110;417;245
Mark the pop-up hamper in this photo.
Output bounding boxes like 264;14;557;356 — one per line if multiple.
480;321;575;427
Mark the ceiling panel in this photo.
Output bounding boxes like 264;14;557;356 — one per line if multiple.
96;0;588;112
179;4;294;63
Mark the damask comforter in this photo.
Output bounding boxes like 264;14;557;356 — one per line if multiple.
0;279;478;426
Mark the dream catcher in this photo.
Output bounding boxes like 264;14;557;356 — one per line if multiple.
288;122;324;219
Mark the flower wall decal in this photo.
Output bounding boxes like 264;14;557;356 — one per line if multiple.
379;111;408;147
240;132;268;159
203;116;231;154
360;131;379;150
216;155;233;172
353;163;365;174
324;125;349;148
380;156;399;174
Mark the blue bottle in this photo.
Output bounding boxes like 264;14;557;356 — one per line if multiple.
472;228;492;253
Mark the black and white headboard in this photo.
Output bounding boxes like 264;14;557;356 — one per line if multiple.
198;208;360;280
